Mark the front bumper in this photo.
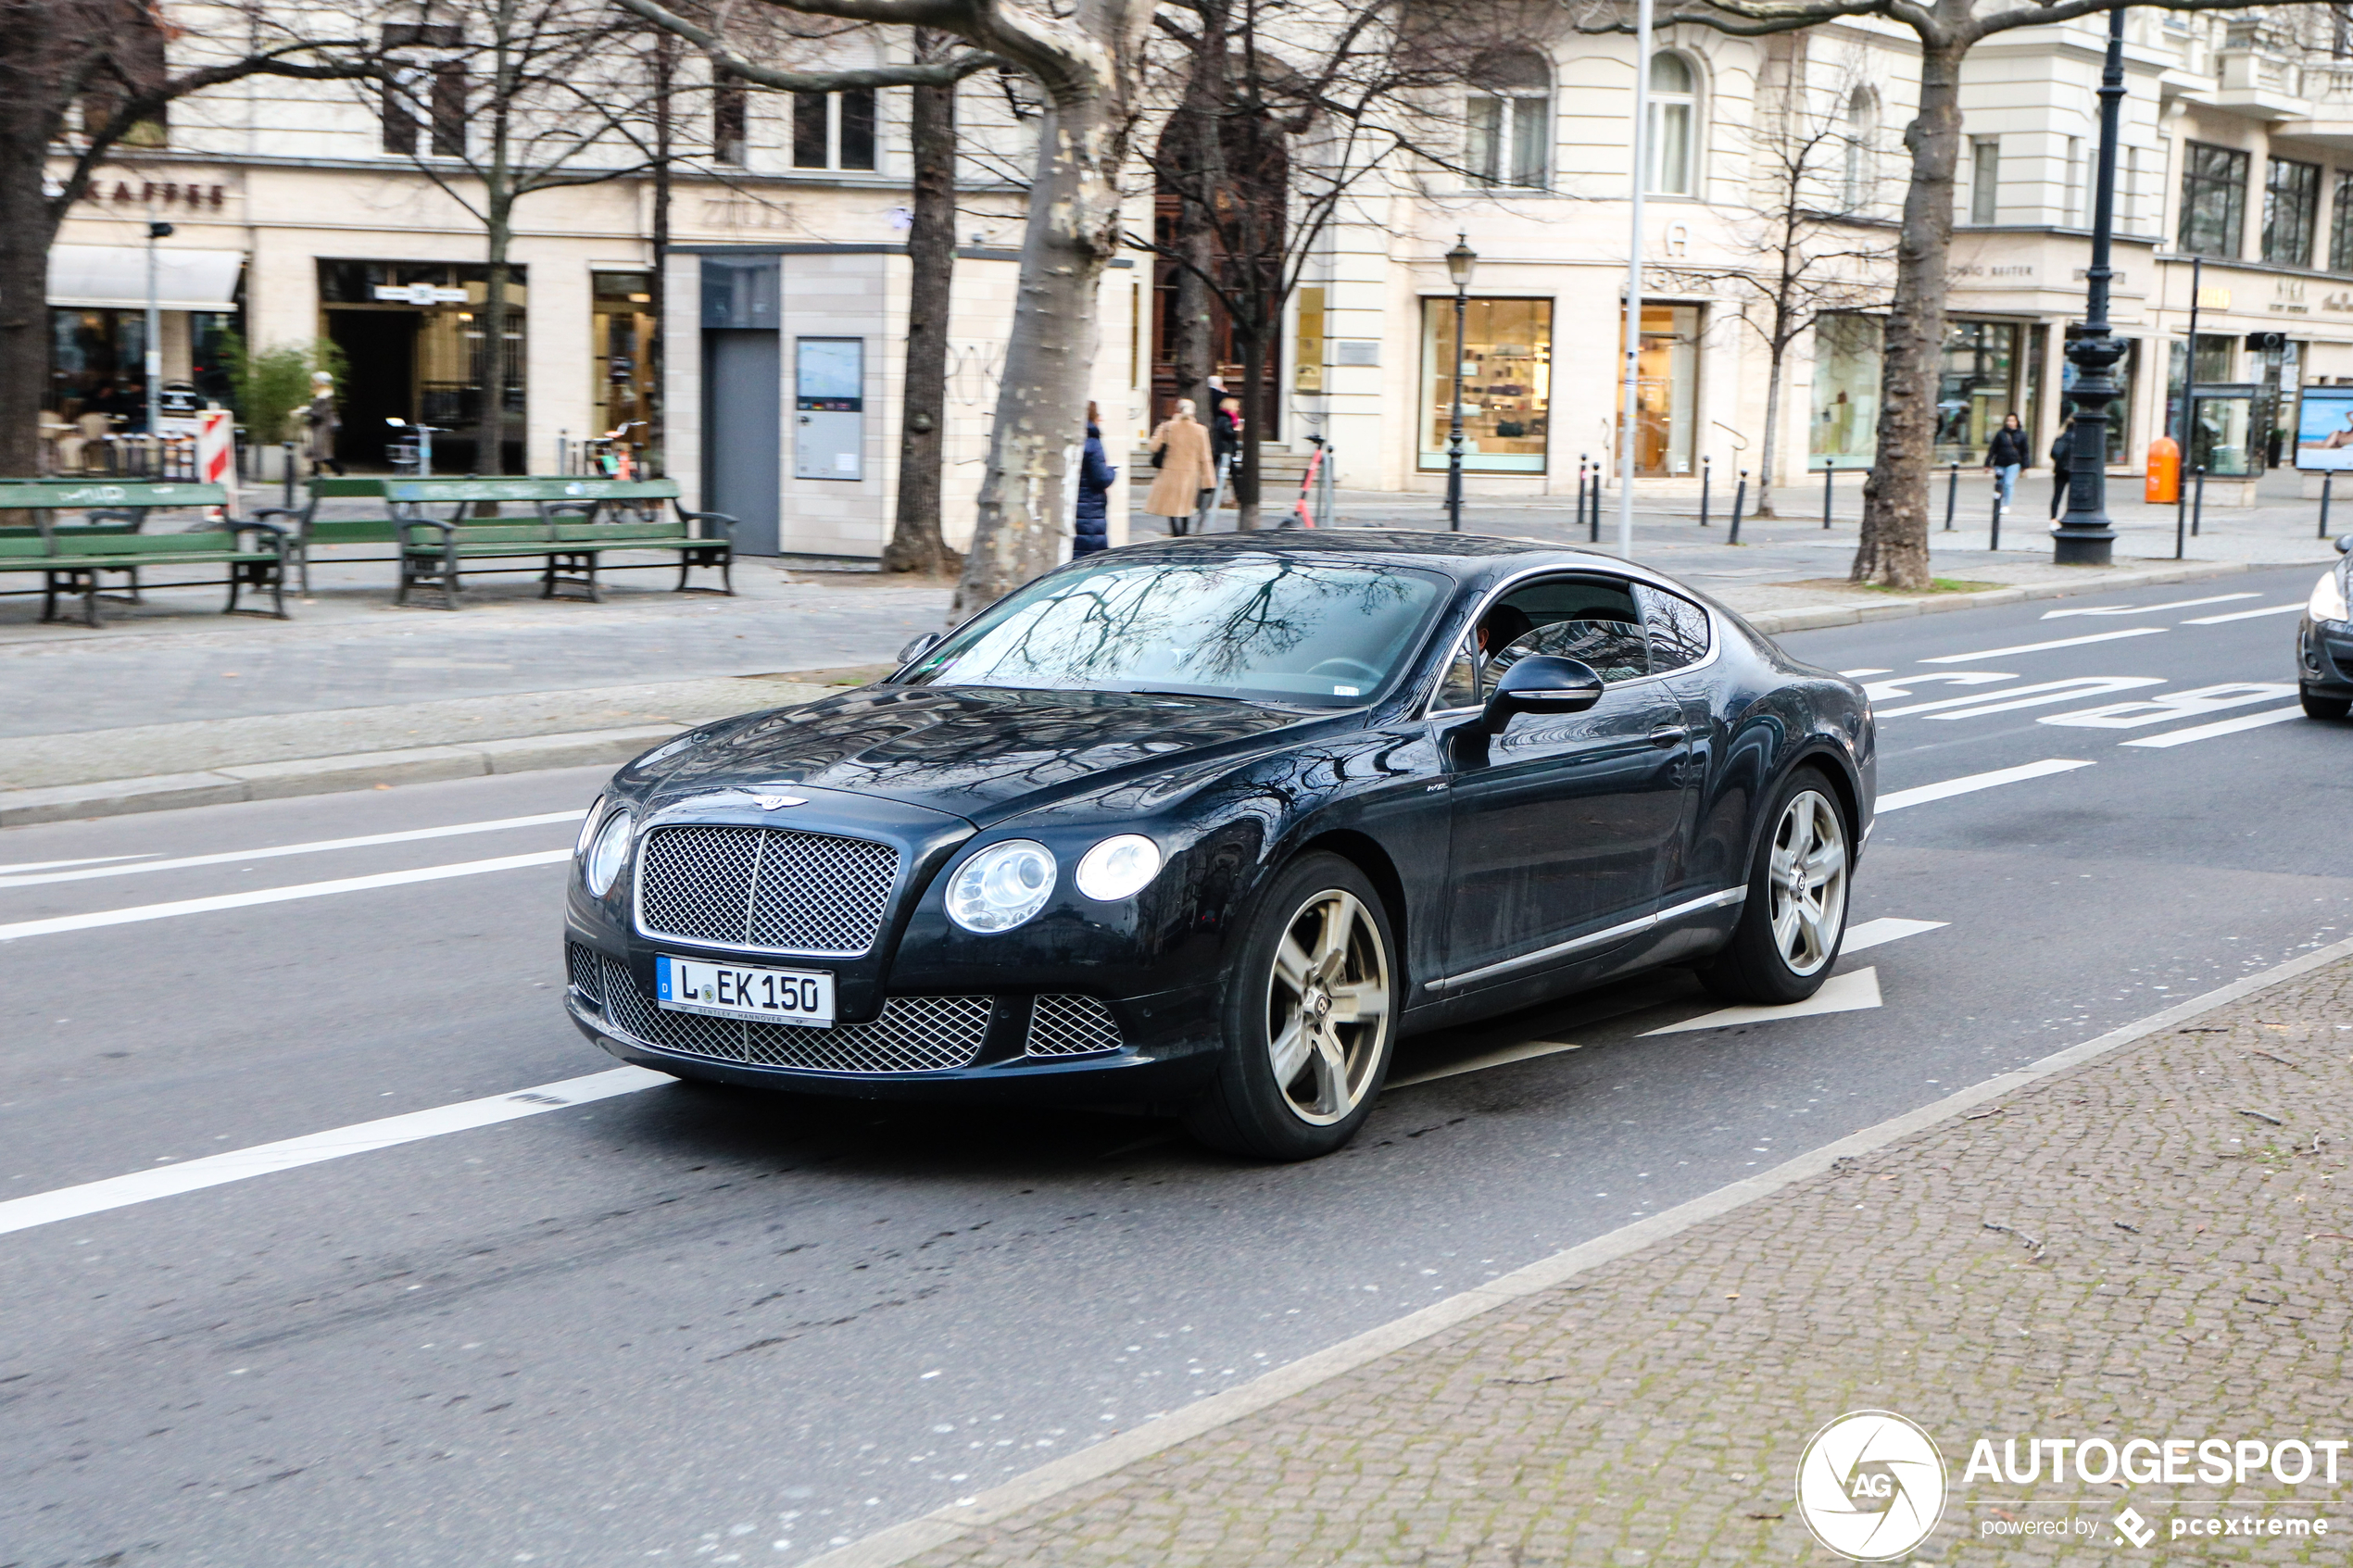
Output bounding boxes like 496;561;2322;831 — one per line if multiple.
2300;615;2353;696
564;935;1225;1105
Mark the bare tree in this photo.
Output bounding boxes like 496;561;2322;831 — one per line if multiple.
1138;0;1536;528
0;0;368;475
1655;44;1892;517
1579;0;2297;589
628;0;1154;619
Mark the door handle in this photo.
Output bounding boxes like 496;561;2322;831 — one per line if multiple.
1647;724;1688;747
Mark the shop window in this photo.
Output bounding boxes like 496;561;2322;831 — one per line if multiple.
591;271;658;465
1419;297;1552;472
1933;320;2020;464
1809;312;1882;469
2334;171;2353;273
1627;304;1700;476
1969;138;2000;224
714;76;748;165
316;259;527;471
1647;54;1696;196
2263;157;2320;266
2162;333;2236;460
2178;142;2248;257
1466;49;1550;189
792;88;877;171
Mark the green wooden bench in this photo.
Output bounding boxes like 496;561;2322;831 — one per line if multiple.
384;478;735;608
0;481;289;626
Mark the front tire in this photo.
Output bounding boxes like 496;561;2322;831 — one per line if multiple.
2301;684;2351;721
1698;769;1852;1006
1183;853;1400;1160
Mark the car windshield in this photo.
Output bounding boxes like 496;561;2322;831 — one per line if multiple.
900;556;1450;707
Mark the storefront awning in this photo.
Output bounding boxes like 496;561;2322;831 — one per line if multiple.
47;245;245;311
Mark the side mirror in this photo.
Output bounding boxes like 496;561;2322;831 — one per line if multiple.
2336;534;2351;554
897;631;941;665
1482;654;1604;734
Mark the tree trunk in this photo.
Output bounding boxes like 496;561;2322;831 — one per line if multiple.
1235;328;1265;529
476;227;512;475
0;169;58;476
1169;223;1214;419
882;48;960;575
1755;339;1785;520
949;88;1126;618
1852;40;1962;589
648;30;673;479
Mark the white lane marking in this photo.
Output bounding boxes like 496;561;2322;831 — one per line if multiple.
2120;706;2307;748
0;849;572;944
1876;759;2095;813
1642;967;1881;1035
1389;1038;1582;1088
0;1068;668;1239
1875;676;2160;720
0;853;162;875
0;810;586;889
1861;671;2014;702
2183;602;2308;625
2040;593;2256;621
2040;682;2297;729
1841;917;1947;954
1838;668;1894;678
1919;627;2167;663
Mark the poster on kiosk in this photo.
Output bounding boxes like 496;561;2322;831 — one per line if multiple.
2293;384;2353;470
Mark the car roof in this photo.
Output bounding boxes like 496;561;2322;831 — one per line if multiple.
1097;529;1647;587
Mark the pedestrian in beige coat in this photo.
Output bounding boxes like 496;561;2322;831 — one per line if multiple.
1145;400;1217;534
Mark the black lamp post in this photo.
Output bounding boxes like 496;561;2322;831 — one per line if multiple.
1445;233;1476;533
2053;6;2128;564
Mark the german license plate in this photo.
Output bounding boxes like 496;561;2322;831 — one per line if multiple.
656;955;834;1027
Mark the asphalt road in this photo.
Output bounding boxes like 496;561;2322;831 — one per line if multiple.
3;562;2347;1567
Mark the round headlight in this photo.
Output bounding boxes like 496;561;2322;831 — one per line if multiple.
573;796;605;857
946;839;1057;933
584;809;633;897
2310;569;2349;625
1075;834;1164;902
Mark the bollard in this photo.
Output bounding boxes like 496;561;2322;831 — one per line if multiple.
2322;472;2334;542
1700;456;1711;528
1729;470;1748;545
1990;483;2002;553
1589;470;1601;543
1944;461;1959;531
1823;459;1835;528
1575;455;1588;540
281;440;296;507
2192;465;2206;538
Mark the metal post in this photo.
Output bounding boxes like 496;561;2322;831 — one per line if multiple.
1575;454;1588;538
1590;466;1602;543
1446;282;1468;533
2053;5;2128;564
1728;470;1746;545
1944;460;1960;531
1618;0;1654;560
1991;481;2002;553
1700;455;1711;527
2322;471;2334;542
1822;458;1834;528
282;441;295;507
2179;255;2201;549
2192;464;2206;537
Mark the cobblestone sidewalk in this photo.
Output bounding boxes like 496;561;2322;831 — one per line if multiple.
867;954;2353;1566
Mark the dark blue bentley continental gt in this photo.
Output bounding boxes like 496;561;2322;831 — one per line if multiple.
563;532;1875;1160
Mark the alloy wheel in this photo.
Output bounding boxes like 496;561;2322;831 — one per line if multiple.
1264;888;1391;1126
1768;789;1848;977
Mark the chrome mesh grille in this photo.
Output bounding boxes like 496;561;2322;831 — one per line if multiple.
1026;995;1124;1058
598;954;988;1074
566;940;604;1007
637;823;899;954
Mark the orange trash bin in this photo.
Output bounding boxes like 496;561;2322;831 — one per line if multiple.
2145;436;2180;504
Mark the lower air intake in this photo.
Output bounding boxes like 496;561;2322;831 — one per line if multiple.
1026;994;1125;1058
598;954;988;1074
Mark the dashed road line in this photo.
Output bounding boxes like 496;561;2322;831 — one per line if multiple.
1919;628;2167;663
0;810;586;890
1642;967;1882;1035
1876;759;2095;812
2039;594;2256;621
2120;707;2308;748
2181;602;2308;625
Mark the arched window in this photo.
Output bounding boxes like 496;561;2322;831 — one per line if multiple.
1843;88;1878;209
1467;49;1552;189
1646;52;1696;195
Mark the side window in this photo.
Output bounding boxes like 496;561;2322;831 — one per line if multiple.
1635;583;1712;672
1481;574;1650;685
1435;639;1480;710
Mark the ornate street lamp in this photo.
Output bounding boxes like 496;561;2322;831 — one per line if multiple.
2053;7;2128;564
1445;233;1477;533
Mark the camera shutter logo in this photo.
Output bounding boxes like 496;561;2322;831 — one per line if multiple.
1794;1410;1948;1561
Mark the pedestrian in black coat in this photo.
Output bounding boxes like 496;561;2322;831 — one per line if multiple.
2048;419;2074;520
1075;402;1115;556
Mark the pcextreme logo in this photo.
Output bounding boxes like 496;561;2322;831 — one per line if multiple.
1795;1410;1949;1562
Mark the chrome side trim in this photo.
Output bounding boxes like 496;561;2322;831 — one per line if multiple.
1424;884;1747;994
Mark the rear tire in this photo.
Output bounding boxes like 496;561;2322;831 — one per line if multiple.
1183;853;1400;1161
1697;768;1851;1006
2301;685;2351;721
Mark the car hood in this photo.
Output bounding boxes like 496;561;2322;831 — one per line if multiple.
644;684;1318;822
